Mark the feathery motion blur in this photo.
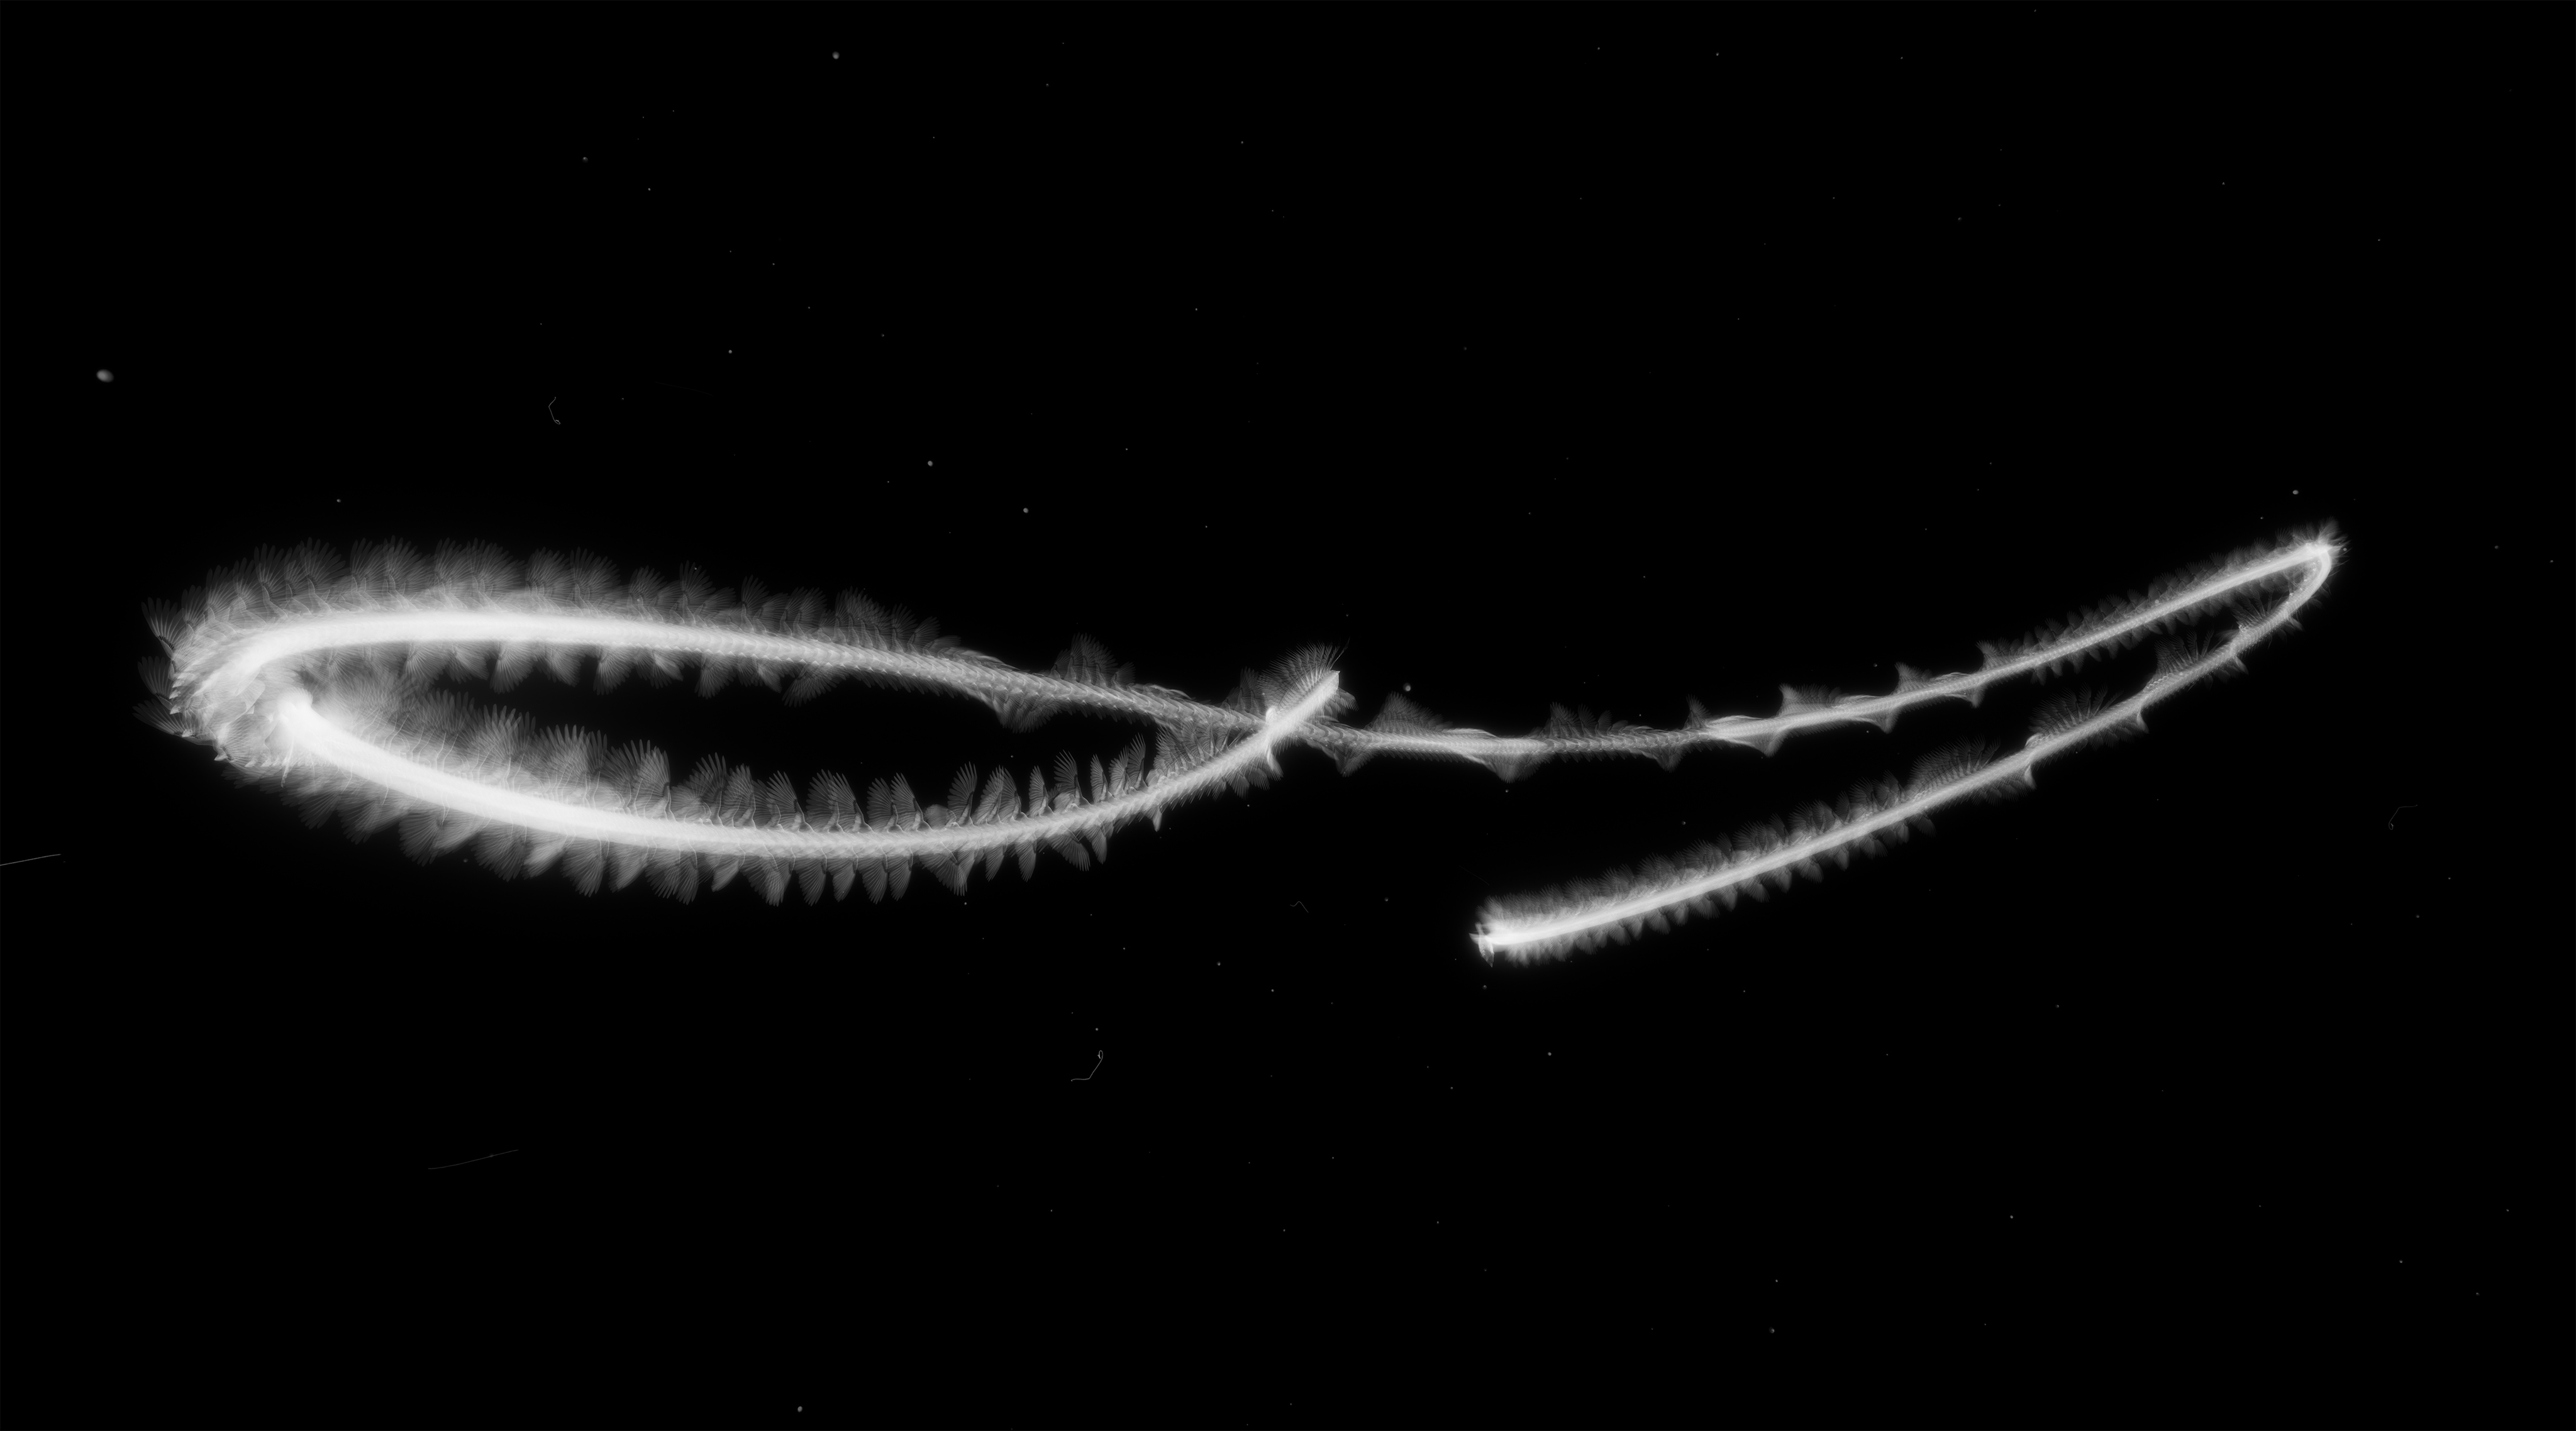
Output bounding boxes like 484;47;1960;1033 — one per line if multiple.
136;531;2338;962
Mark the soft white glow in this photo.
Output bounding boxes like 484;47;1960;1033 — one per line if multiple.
136;531;2338;954
1468;533;2343;962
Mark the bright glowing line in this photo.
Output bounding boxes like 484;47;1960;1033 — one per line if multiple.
1470;531;2342;962
136;531;2338;953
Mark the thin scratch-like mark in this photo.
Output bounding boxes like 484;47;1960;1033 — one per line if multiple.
1070;1052;1102;1082
426;1149;520;1171
0;854;62;869
2387;805;2418;830
1292;900;1309;914
547;397;560;425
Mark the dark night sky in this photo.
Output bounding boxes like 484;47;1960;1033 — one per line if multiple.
3;8;2568;1428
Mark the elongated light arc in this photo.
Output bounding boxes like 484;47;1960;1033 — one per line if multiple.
137;531;2338;954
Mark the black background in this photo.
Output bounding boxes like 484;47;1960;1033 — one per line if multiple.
4;8;2568;1428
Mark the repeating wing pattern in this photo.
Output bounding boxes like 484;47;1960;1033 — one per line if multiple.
135;530;2339;957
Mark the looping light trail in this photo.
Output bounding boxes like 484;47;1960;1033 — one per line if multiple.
136;530;2338;961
